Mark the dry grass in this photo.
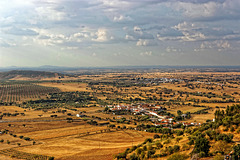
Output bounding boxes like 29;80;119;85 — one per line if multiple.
38;82;89;92
0;105;78;120
16;128;154;160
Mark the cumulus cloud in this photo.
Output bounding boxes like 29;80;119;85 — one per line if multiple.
125;34;135;40
136;39;156;46
125;26;154;41
35;6;68;21
165;46;181;53
1;0;240;67
61;46;79;50
195;40;231;52
171;0;240;21
113;15;132;22
140;51;152;56
92;29;114;42
173;21;206;41
33;29;67;46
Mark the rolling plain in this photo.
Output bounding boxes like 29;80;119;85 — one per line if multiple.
0;68;240;160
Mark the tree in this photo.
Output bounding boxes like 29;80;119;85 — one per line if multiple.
173;145;180;152
176;137;183;143
193;136;210;157
213;153;224;160
155;141;163;149
213;140;231;155
136;148;143;156
129;153;139;160
115;153;126;160
153;134;160;139
167;153;188;160
232;144;240;160
177;110;182;116
24;137;31;141
147;150;155;158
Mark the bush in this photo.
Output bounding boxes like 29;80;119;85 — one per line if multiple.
48;157;54;160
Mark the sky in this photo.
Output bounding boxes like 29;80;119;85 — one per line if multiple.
0;0;240;67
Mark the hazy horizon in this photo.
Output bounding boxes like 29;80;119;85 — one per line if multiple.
1;0;240;67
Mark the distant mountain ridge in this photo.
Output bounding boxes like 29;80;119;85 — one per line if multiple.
0;65;240;73
0;70;64;80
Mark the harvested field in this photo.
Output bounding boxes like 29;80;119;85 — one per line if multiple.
16;128;154;160
38;82;89;92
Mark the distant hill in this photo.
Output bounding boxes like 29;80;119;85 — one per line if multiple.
0;70;65;80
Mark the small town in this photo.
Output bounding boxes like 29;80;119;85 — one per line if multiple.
105;103;201;128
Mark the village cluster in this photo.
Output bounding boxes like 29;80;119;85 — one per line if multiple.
104;103;201;128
